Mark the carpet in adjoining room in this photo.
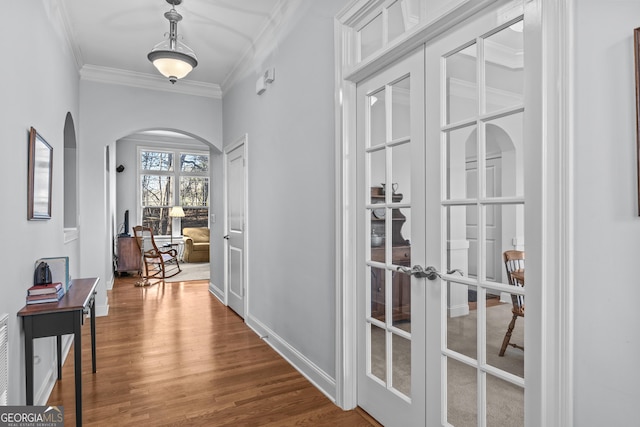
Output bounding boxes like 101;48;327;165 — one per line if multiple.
164;262;210;282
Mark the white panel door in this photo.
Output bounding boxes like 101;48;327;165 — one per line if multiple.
466;157;503;283
225;137;247;318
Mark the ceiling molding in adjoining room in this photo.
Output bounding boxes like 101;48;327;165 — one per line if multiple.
119;131;209;151
80;65;222;99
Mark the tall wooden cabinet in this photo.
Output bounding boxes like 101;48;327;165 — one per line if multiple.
116;236;141;275
370;187;411;322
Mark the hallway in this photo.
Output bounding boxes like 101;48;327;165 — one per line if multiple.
47;276;378;426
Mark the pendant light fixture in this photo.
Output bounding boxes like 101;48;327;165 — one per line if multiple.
148;0;198;84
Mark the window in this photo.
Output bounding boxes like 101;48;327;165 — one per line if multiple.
139;149;209;236
179;153;209;231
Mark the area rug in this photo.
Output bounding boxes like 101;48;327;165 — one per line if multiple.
164;262;210;282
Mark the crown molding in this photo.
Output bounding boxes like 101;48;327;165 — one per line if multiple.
80;65;222;99
221;0;305;93
51;0;84;71
336;0;385;27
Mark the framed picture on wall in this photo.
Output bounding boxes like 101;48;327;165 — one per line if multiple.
27;127;53;220
635;28;640;215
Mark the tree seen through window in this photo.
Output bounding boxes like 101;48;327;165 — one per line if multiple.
140;150;209;235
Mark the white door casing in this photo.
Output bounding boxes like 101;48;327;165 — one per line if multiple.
224;135;248;318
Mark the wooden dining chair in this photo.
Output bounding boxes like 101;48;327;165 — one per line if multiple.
499;250;525;357
133;226;181;283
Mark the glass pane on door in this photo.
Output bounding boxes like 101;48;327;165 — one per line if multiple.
447;358;478;427
446;126;477;200
369;89;387;147
446;44;477;125
392;143;412;204
370;266;386;321
486;374;524;425
484;20;524;114
370;323;387;383
486;112;524;199
391;76;411;140
392;334;411;396
447;282;477;359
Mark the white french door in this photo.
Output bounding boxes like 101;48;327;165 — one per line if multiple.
356;48;426;427
356;5;527;427
425;9;526;427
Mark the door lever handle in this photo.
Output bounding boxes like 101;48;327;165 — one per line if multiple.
397;265;465;280
396;265;430;278
423;266;465;281
223;235;230;240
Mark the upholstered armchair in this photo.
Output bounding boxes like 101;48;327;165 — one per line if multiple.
182;227;210;263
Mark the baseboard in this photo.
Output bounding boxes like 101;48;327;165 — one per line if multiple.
208;282;224;303
449;303;470;318
36;336;73;405
500;291;511;303
245;315;336;403
95;301;109;317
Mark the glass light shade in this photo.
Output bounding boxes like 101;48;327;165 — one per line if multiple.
169;206;185;217
148;40;198;81
152;57;193;79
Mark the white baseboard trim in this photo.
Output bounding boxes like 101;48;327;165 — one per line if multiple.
209;282;224;303
500;291;511;303
245;315;336;403
449;303;470;318
95;302;109;317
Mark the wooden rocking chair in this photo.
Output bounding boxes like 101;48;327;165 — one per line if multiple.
499;250;525;356
133;226;181;284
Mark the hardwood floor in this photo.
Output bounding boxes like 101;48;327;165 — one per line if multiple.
48;275;380;426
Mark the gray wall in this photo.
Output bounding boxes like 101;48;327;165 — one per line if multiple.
222;0;347;395
78;81;224;312
1;1;81;404
574;0;640;423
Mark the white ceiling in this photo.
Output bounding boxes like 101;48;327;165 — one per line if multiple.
61;0;283;89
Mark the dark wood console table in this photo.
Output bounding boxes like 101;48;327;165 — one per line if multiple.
18;277;99;427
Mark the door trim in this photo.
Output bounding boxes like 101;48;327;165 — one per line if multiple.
524;0;575;425
222;134;249;318
334;0;575;424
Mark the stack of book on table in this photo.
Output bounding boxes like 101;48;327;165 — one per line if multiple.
26;282;64;304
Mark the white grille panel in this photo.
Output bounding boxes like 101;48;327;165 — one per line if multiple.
0;313;8;405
